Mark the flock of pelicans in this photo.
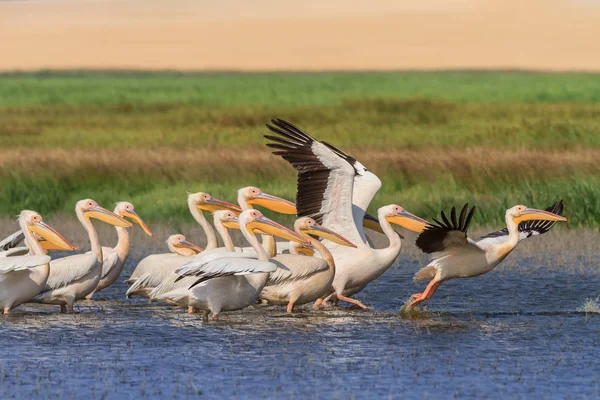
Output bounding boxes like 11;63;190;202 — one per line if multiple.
0;119;567;320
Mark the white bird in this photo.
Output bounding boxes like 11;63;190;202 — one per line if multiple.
86;201;153;299
265;119;429;307
30;199;131;313
157;209;308;321
125;192;240;298
260;216;356;312
1;210;76;314
409;202;567;309
125;235;203;299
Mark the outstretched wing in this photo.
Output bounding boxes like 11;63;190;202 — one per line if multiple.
0;230;25;252
0;255;51;273
416;204;477;254
266;254;328;285
477;200;564;246
264;119;363;244
177;253;276;289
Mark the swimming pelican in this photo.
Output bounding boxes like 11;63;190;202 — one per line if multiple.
260;216;356;312
265;119;429;307
30;199;131;313
158;210;308;321
86;201;153;299
1;211;76;314
125;192;240;298
408;203;567;309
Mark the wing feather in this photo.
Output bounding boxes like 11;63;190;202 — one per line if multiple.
0;255;50;273
0;230;24;251
266;254;328;285
44;253;98;290
416;204;476;254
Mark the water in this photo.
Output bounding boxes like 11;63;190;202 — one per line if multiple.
1;253;599;399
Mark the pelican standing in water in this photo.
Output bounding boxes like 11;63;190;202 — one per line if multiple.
1;211;77;314
86;201;153;299
159;210;308;321
31;199;131;313
409;203;567;309
265;119;429;308
125;192;241;298
260;216;356;312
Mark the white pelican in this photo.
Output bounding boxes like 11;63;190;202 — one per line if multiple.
31;199;131;313
86;201;153;299
265;119;429;307
124;235;203;299
0;230;25;252
1;211;76;314
409;203;567;309
260;216;356;312
158;210;308;321
125;192;241;298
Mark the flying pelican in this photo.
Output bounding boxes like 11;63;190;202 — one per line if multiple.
157;210;308;321
124;235;203;299
260;216;356;312
1;211;76;314
409;203;567;309
124;192;241;298
265;119;429;308
86;202;153;299
30;199;131;313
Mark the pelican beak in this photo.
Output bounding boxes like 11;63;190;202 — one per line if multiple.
222;215;241;230
297;246;315;256
304;224;357;248
362;213;384;234
248;216;308;245
122;210;153;237
249;193;297;215
85;206;132;228
198;198;242;214
517;208;568;223
29;221;78;251
386;210;429;233
174;239;204;254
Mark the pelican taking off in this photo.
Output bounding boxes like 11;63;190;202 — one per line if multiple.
409;202;567;309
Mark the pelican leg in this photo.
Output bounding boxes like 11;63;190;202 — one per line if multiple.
202;310;209;322
211;313;219;321
312;298;323;309
409;280;442;309
286;300;296;313
3;308;9;315
60;305;67;313
67;303;75;313
187;306;194;314
336;294;369;310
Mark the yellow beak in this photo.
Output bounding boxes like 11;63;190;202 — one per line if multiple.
198;198;243;214
247;216;308;244
362;214;384;234
515;208;568;223
248;193;297;215
222;219;241;230
296;246;315;256
29;221;78;251
386;210;429;233
174;239;204;254
122;210;153;237
85;206;132;228
304;225;356;248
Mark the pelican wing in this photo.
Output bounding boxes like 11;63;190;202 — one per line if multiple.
177;253;276;289
0;247;30;257
0;255;50;273
477;200;564;246
416;204;477;254
45;253;98;290
100;247;120;280
0;230;24;251
266;254;328;284
265;119;363;243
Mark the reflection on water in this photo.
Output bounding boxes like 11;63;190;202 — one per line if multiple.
1;254;599;398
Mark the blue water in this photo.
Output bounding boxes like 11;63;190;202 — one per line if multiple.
1;255;599;399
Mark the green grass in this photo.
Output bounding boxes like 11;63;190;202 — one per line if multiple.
0;70;599;228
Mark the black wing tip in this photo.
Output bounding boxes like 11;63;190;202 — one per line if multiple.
415;203;476;253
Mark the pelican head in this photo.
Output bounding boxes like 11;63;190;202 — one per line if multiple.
380;205;429;233
189;192;242;214
214;210;241;230
238;186;297;215
20;210;78;251
509;205;568;224
240;210;308;244
294;217;356;247
77;199;132;228
114;202;153;237
167;234;204;254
